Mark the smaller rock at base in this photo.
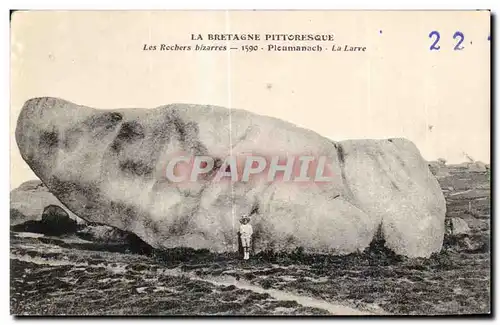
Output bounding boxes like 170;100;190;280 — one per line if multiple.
40;205;77;236
446;217;471;235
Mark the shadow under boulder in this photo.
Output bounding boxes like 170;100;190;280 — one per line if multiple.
11;204;153;255
11;204;77;236
75;222;153;255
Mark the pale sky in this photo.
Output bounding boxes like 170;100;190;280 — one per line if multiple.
10;11;490;189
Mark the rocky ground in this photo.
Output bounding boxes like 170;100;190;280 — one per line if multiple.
10;165;490;316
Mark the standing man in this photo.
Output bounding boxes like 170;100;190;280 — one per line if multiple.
239;216;253;260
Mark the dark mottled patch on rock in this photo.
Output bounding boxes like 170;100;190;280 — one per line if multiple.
110;121;145;152
48;178;99;205
168;214;192;236
166;111;207;156
109;200;139;230
62;127;84;152
119;159;154;177
40;130;59;148
83;112;123;130
64;112;123;152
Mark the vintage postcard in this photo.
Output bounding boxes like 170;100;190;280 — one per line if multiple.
10;10;490;316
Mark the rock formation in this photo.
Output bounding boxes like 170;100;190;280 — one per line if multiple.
12;204;77;236
15;97;446;257
10;180;83;225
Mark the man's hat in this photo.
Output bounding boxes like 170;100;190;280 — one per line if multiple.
240;215;251;222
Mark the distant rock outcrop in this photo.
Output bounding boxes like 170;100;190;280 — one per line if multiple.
456;161;488;172
428;161;451;177
15;97;446;257
10;180;83;225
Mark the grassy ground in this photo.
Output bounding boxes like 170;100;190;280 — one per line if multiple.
10;235;329;316
10;166;490;316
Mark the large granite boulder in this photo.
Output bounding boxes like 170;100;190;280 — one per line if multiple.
15;97;446;257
